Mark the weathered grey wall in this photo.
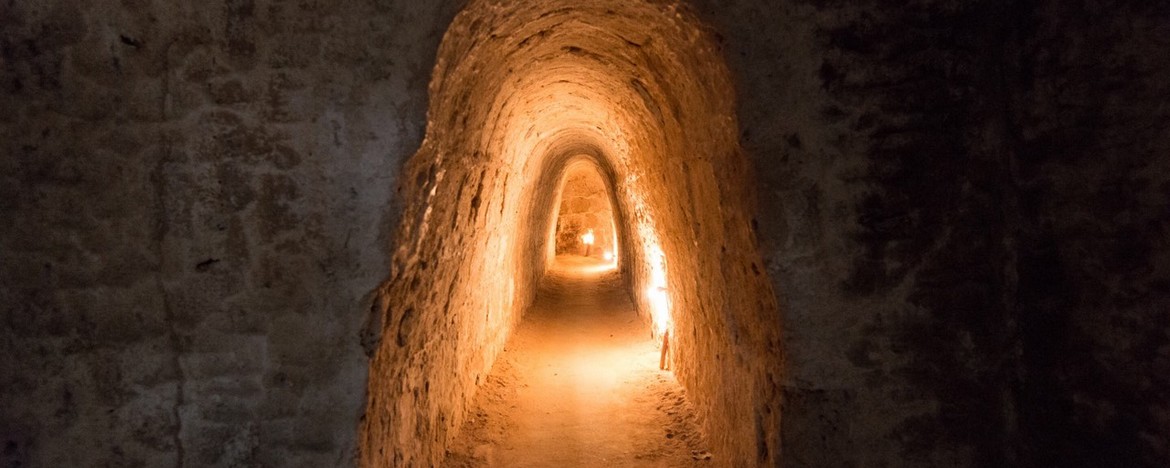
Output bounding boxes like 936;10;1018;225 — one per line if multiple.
693;0;1170;466
1013;2;1170;466
2;0;1168;467
0;0;459;465
695;1;1025;464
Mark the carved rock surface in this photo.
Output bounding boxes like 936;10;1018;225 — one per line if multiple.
2;0;1168;467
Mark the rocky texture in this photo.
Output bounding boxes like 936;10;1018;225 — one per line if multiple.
553;162;616;258
444;258;711;467
0;0;459;466
691;0;1170;466
360;1;780;466
2;0;1168;467
1013;3;1170;466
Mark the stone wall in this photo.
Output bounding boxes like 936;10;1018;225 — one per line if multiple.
696;1;1026;464
0;0;459;465
692;0;1170;466
2;0;1168;467
1013;2;1170;466
360;1;782;465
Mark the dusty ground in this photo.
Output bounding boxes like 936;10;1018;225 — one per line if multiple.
446;256;712;467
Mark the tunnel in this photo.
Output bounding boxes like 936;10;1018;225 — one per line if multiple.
360;0;782;465
550;157;619;264
5;0;1169;466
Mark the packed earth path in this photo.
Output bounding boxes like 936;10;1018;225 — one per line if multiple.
446;256;713;467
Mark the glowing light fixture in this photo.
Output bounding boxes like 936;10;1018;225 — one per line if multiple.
647;279;672;371
581;229;595;245
581;229;595;257
647;285;670;334
645;244;671;337
603;250;614;262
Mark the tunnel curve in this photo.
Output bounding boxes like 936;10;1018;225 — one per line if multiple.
361;1;783;466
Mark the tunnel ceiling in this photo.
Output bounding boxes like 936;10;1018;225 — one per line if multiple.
363;0;783;466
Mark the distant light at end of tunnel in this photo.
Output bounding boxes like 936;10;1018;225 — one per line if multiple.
581;229;596;257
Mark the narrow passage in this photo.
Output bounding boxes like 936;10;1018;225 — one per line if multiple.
447;256;711;467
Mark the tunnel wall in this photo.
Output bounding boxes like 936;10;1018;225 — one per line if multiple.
2;0;1169;467
362;1;784;465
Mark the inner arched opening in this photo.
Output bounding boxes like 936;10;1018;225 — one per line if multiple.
552;160;618;264
547;157;621;284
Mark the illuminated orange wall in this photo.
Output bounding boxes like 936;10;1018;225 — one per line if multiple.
360;1;782;466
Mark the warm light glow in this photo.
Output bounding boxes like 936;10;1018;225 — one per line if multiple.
647;285;670;335
643;242;671;337
581;229;595;246
603;250;614;261
551;254;617;275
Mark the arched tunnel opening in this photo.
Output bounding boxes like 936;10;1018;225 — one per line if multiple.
550;157;618;265
361;1;783;466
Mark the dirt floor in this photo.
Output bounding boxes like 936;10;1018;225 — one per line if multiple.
446;256;712;467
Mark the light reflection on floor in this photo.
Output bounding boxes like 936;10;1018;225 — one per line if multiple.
550;254;618;277
445;253;708;466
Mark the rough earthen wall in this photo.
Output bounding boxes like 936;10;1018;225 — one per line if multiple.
2;0;1168;467
361;1;782;465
